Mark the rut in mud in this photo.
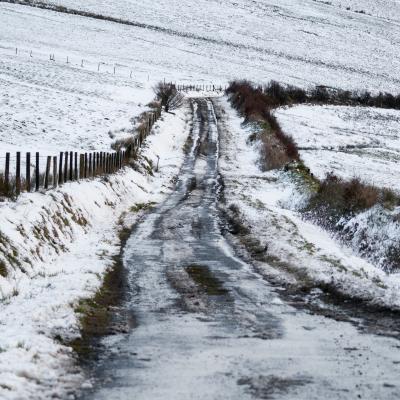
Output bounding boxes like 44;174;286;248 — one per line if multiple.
79;98;400;400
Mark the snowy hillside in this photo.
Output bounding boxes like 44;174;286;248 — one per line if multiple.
8;0;400;91
275;105;400;190
1;0;400;155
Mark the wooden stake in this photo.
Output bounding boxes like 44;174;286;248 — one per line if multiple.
16;152;21;196
26;152;31;192
44;156;51;189
35;152;40;191
64;151;68;183
53;156;57;187
69;151;73;181
58;152;63;185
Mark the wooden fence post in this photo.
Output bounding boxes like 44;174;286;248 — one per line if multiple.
79;154;84;179
26;152;31;192
96;153;100;175
16;152;21;196
44;156;51;189
74;152;78;180
53;156;57;187
5;153;10;191
58;152;63;185
88;153;92;177
84;153;88;178
89;152;92;177
92;152;96;176
69;151;73;181
35;152;40;191
64;151;68;183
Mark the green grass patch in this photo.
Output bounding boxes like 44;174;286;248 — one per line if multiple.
185;264;228;296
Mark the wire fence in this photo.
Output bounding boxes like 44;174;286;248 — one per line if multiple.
7;46;228;88
9;46;139;79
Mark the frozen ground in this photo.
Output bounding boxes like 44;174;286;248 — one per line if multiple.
0;105;190;399
217;97;400;309
275;105;400;191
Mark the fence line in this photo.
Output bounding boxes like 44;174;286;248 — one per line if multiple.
176;84;226;92
9;47;229;90
0;107;162;198
11;46;137;79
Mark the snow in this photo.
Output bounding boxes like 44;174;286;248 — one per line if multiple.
275;105;400;191
0;0;400;157
1;0;400;171
1;0;400;396
27;0;400;92
82;97;400;400
0;104;190;400
217;97;400;310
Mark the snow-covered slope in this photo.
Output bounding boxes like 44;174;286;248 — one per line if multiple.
217;97;400;310
275;105;400;190
7;0;400;91
0;104;191;399
1;0;399;156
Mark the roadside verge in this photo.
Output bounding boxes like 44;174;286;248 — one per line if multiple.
0;102;191;399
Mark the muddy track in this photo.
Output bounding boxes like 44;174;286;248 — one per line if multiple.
78;98;400;400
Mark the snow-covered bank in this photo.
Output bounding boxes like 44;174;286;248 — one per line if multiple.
275;105;400;191
0;104;190;399
216;97;400;310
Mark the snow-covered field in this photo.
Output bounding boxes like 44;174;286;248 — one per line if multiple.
275;105;400;191
1;0;400;159
23;0;400;91
0;105;190;399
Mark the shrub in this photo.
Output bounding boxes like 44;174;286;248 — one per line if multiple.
307;174;385;217
226;81;299;164
228;79;400;111
153;82;184;113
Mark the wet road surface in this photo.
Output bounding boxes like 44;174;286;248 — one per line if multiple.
81;99;400;400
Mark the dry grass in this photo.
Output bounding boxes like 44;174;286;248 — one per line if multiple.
307;174;398;218
227;81;299;167
259;130;290;171
0;174;14;198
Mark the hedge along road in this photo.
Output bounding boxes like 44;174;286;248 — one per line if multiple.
80;98;400;400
